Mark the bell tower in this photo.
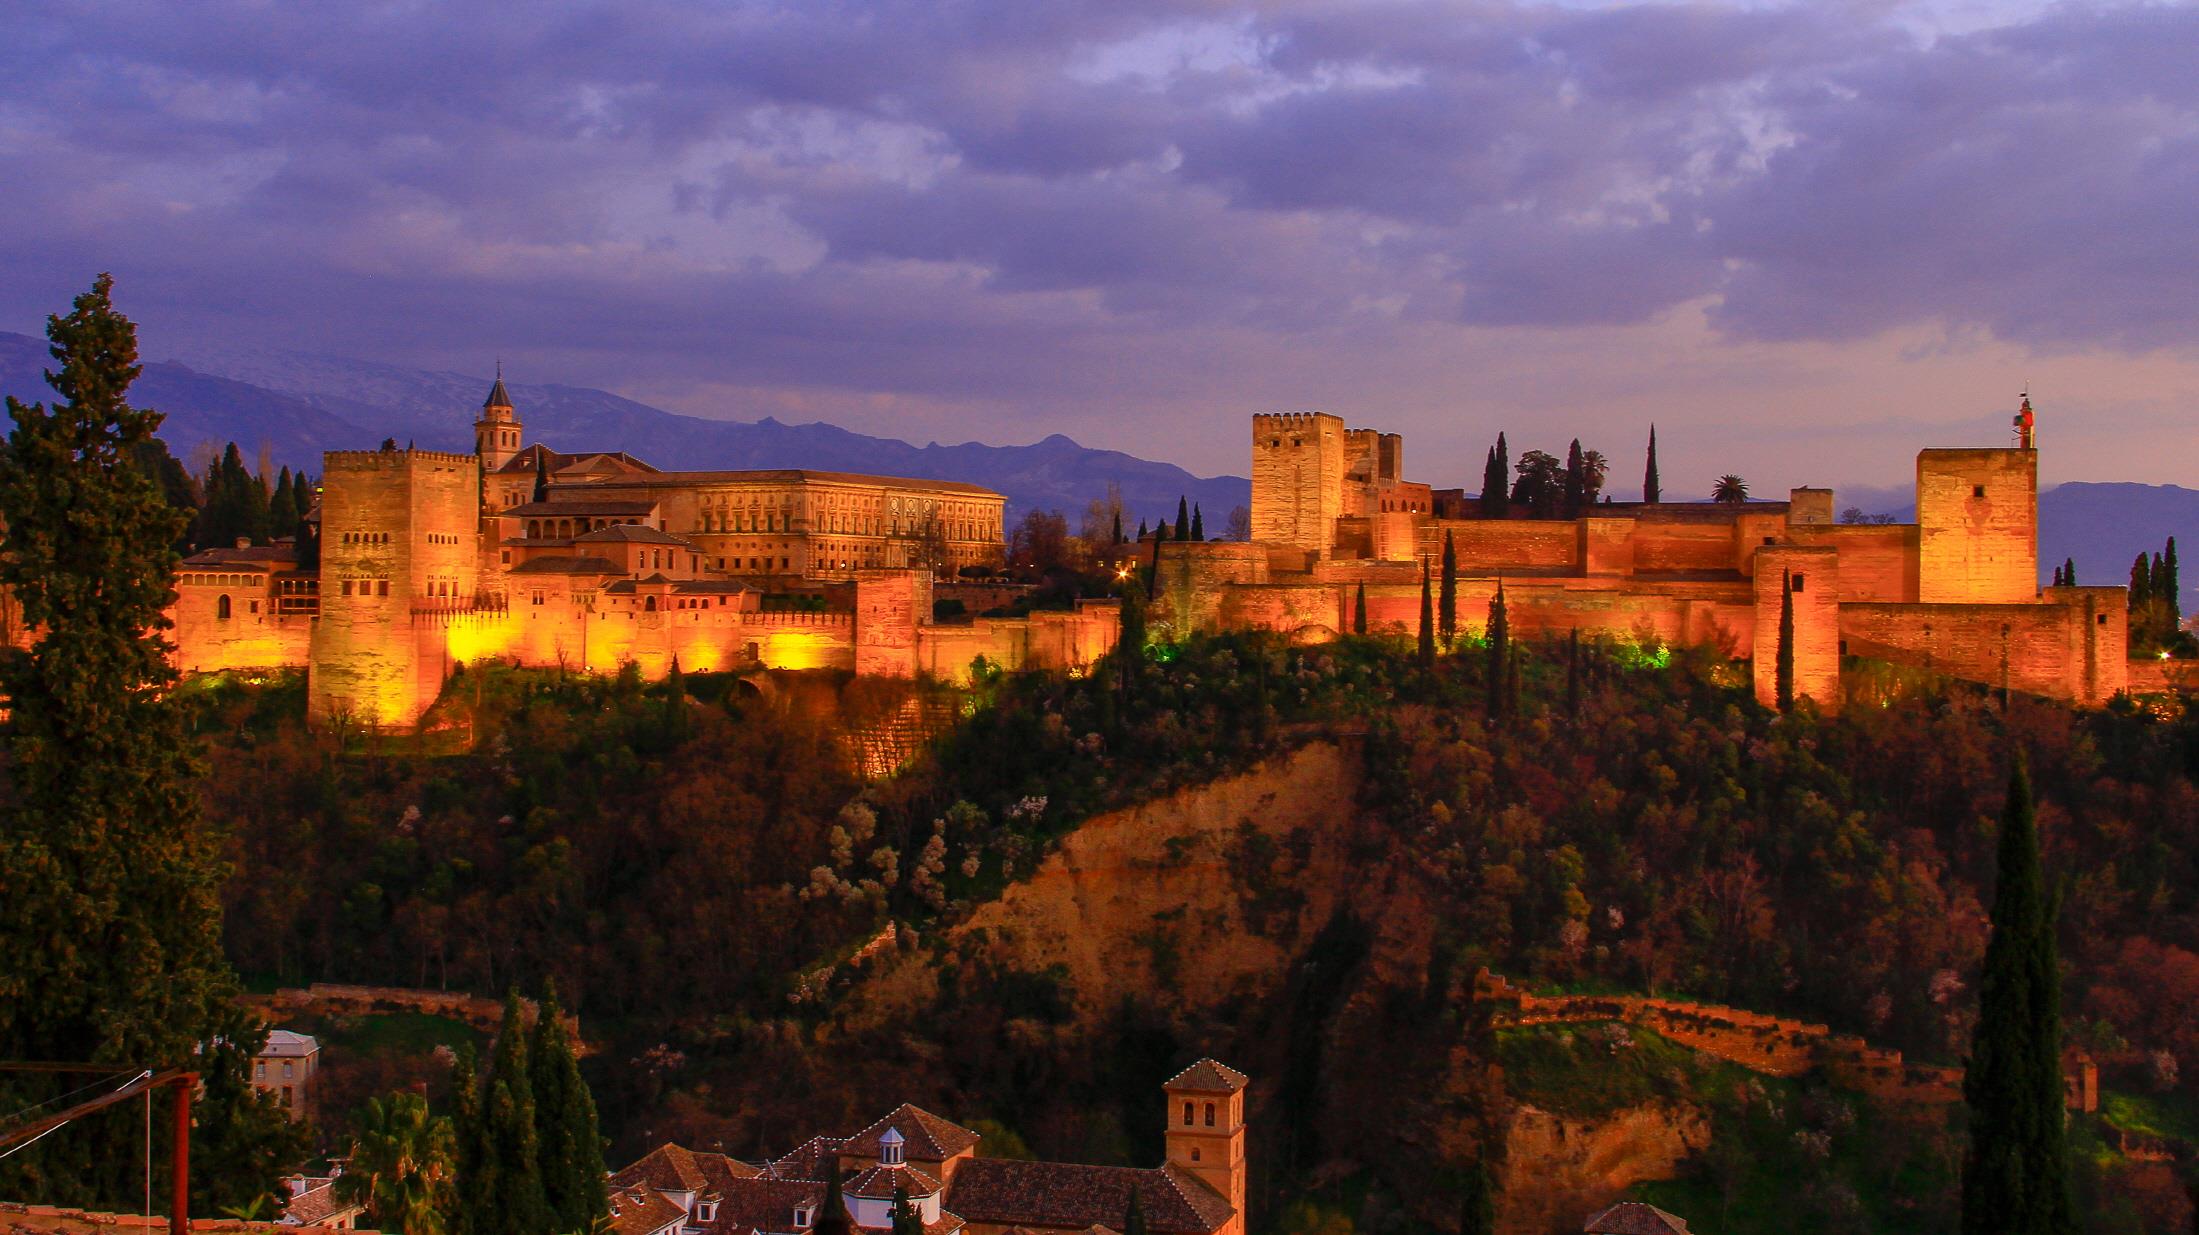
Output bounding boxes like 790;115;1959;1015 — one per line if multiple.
1162;1059;1248;1233
474;368;522;478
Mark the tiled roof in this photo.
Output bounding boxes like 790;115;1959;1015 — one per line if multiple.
607;1185;687;1235
673;580;753;595
280;1178;363;1227
484;377;513;410
1164;1059;1248;1094
591;469;1002;498
504;499;659;517
258;1030;319;1057
492;445;660;477
699;1176;825;1235
510;554;625;576
575;524;694;547
765;1136;848;1182
844;1165;943;1200
944;1161;1231;1235
1583;1201;1691;1235
842;1106;980;1162
614;1143;712;1194
183;545;298;568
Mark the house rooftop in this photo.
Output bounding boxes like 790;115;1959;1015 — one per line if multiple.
1584;1201;1691;1235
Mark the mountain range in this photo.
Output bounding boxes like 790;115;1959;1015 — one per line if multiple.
1;330;2189;603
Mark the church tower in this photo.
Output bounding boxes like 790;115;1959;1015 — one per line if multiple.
474;370;522;478
1163;1059;1249;1234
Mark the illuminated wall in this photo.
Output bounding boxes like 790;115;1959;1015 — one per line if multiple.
1917;448;2037;604
1250;413;1346;555
1751;545;1841;712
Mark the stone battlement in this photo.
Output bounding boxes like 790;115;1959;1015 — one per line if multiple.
322;448;479;469
1252;411;1343;431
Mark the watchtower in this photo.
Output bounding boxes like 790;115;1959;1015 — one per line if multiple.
1251;412;1346;555
1915;402;2037;605
1163;1059;1249;1233
474;372;522;479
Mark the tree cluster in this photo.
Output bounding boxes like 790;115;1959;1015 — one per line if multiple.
2128;538;2190;656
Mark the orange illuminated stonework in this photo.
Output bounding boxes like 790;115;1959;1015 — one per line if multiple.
156;380;1118;732
1174;401;2128;714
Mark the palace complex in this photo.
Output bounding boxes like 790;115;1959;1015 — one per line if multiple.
604;1060;1249;1235
1146;398;2128;714
142;380;2139;729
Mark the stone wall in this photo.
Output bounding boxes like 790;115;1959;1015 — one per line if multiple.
1840;586;2127;706
854;569;933;678
1250;412;1346;554
1917;448;2037;604
1752;545;1841;711
170;583;312;674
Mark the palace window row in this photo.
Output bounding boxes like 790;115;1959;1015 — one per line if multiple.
340;579;392;597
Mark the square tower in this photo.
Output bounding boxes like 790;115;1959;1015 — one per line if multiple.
1916;448;2037;604
1163;1059;1248;1233
309;448;483;729
1251;413;1346;555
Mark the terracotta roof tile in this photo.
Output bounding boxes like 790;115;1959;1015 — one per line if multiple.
1163;1060;1248;1094
764;1136;848;1182
1583;1201;1691;1235
509;554;624;576
944;1160;1230;1235
844;1165;943;1200
574;524;694;547
613;1143;711;1194
607;1186;686;1235
842;1106;979;1162
280;1178;364;1227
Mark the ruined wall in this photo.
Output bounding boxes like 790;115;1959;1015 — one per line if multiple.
1154;542;1272;637
1251;412;1346;554
1752;546;1841;711
1840;587;2127;705
1917;448;2037;604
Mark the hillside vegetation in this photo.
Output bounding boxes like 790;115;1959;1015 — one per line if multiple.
199;631;2199;1233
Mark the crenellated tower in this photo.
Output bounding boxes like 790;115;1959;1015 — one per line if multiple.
1250;411;1346;556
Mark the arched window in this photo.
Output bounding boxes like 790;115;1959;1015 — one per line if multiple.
1182;1101;1194;1126
216;595;232;620
1204;1102;1215;1127
644;596;657;612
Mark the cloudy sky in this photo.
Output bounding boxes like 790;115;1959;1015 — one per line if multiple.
4;0;2195;495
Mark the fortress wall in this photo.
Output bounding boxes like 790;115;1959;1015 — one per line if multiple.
1581;517;1637;577
915;601;1122;683
1310;559;1421;587
1629;520;1736;574
1220;583;1347;639
1154;542;1272;636
1839;592;2116;703
1787;523;1917;603
2127;658;2199;695
1328;517;1375;561
169;586;311;674
1422;519;1579;571
1369;511;1420;561
854;569;932;678
1917;448;2037;604
1251;412;1347;553
1753;546;1841;711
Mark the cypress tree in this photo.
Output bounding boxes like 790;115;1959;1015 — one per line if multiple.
1563;439;1585;518
1111;509;1123;544
532;452;549;503
815;1166;852;1235
1643;425;1661;504
2165;538;2181;627
1137;518;1148;540
1175;496;1190;541
1485;583;1509;721
529;984;607;1234
1490;434;1512;518
1418;561;1436;668
1478;447;1501;518
2131;553;2151;607
295;513;320;570
2062;558;2076;588
1439;530;1458;644
1776;571;1796;713
1352;582;1367;636
1190;503;1204;541
445;1045;483;1235
889;1184;921;1235
269;464;297;539
1122;1186;1148;1235
0;274;302;1210
1960;757;2073;1235
1459;1159;1496;1235
479;992;553;1235
2050;563;2064;588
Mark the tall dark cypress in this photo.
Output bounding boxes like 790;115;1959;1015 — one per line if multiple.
1175;496;1190;541
0;275;304;1211
1459;1159;1496;1235
478;992;553;1235
1418;561;1436;669
1563;439;1585;518
1485;583;1509;721
530;985;607;1234
1111;509;1123;544
2062;558;2076;588
2165;538;2181;627
1439;531;1458;643
445;1044;483;1235
1960;757;2073;1235
2131;553;2151;607
1643;424;1661;504
1188;503;1202;541
815;1166;852;1235
1481;434;1511;518
532;452;549;503
1775;571;1796;713
269;465;298;539
1137;518;1148;540
1122;1186;1148;1235
889;1184;920;1235
1352;582;1367;635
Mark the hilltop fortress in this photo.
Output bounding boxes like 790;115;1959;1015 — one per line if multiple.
167;379;1120;729
1145;399;2127;714
156;382;2129;728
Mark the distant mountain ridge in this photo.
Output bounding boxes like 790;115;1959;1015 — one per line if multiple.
0;332;1250;529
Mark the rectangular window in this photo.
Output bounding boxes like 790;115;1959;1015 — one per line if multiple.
342;581;354;596
378;580;390;596
1791;574;1805;592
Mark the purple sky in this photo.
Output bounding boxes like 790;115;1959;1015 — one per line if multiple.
4;0;2196;496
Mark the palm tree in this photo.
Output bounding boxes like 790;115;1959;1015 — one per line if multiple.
1712;474;1750;504
336;1092;457;1235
